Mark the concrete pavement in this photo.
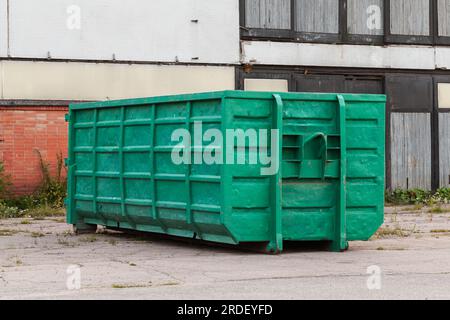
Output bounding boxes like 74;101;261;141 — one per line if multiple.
0;206;449;300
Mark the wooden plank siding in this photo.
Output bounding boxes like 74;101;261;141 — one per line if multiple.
439;113;450;187
295;0;339;33
245;0;291;29
390;113;432;190
390;0;430;36
438;0;450;37
347;0;384;35
237;68;450;191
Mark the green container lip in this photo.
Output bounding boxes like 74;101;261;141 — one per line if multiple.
69;90;387;110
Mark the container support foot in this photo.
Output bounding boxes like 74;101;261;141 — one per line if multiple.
73;222;97;235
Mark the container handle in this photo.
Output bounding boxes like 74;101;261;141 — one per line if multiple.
300;132;328;180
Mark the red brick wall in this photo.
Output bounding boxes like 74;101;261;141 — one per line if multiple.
0;105;69;195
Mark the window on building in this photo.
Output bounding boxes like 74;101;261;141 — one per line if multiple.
389;0;430;36
244;0;291;30
438;83;450;109
386;75;433;112
244;78;289;92
295;0;339;34
438;0;450;40
347;0;384;41
241;0;449;46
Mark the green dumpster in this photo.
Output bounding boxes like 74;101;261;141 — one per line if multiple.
66;91;386;253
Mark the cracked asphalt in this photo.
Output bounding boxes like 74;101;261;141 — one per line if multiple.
1;205;450;300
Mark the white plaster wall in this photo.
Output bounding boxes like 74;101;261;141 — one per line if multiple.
435;47;450;70
0;0;8;57
241;41;445;70
7;0;240;64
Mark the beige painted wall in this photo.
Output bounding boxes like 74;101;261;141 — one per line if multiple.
244;79;289;92
438;83;450;109
0;61;235;101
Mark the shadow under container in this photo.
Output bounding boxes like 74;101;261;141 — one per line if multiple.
66;91;386;253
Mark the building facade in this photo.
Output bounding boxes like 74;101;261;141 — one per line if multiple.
0;0;449;193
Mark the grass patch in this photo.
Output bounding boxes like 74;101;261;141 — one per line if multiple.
26;207;65;219
0;161;11;199
375;225;416;238
403;204;424;212
386;189;432;206
386;188;450;206
0;203;21;219
79;235;97;243
20;220;31;225
0;229;19;236
0;152;67;220
159;281;180;287
430;229;450;233
57;238;70;246
31;232;45;238
56;237;77;247
376;246;406;251
428;206;445;214
111;281;178;289
376;227;406;238
0;204;65;220
112;283;151;289
390;212;398;223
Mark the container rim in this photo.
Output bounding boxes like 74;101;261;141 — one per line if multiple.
69;90;387;110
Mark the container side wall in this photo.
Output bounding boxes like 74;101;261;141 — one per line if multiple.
69;97;232;243
223;93;385;243
280;98;341;241
345;100;385;240
224;97;274;242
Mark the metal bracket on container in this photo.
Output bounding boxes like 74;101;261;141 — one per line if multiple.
331;95;349;252
267;94;284;254
298;132;328;180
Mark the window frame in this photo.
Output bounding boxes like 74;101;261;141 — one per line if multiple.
240;0;344;43
434;76;450;113
435;0;450;45
235;67;295;92
384;0;435;45
240;0;450;46
345;0;385;45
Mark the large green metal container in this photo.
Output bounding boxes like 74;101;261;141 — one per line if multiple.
66;91;386;253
